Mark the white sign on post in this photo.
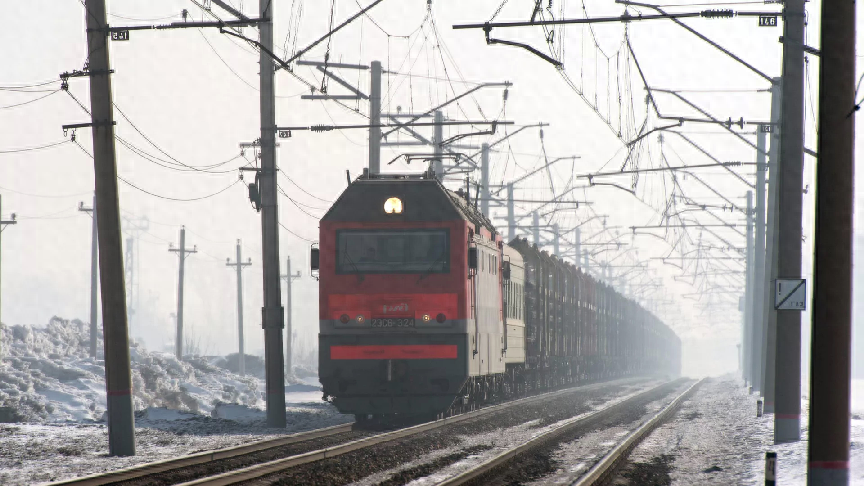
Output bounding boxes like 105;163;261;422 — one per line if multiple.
775;278;806;310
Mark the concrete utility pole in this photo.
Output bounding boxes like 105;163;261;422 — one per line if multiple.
282;257;302;378
583;249;590;274
480;143;490;217
259;0;287;428
762;78;782;413
532;212;540;247
434;110;444;180
0;195;17;359
226;240;251;376
807;0;855;482
368;60;382;175
574;228;581;267
553;223;560;256
78;195;98;358
774;0;806;443
750;128;767;394
169;226;196;360
122;216;148;335
507;183;515;242
743;191;753;386
83;0;135;456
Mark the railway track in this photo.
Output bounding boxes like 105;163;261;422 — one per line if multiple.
50;377;652;486
441;378;704;486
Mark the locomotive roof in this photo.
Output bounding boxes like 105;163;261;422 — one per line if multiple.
321;172;497;234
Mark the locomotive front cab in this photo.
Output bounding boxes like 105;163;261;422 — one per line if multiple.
317;173;477;417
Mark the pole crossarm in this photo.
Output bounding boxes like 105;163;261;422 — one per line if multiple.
491;155;579;196
583;161;753;180
379;83;512;139
99;17;266;33
656;89;768;156
279;120;513;132
452;9;780;29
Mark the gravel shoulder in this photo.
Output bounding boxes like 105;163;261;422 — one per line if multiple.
610;375;864;485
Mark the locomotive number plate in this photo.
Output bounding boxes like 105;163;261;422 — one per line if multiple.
370;318;415;328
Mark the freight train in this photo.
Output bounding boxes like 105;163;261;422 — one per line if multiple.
313;170;680;420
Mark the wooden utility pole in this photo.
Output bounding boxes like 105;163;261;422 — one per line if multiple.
83;0;135;456
78;195;98;357
807;0;855;483
226;240;251;376
0;195;17;359
169;226;196;360
259;0;287;428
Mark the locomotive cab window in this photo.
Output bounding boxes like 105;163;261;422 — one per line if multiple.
336;229;450;274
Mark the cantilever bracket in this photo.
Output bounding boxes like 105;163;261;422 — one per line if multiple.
484;25;562;67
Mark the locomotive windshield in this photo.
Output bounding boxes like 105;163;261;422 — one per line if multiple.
336;229;450;274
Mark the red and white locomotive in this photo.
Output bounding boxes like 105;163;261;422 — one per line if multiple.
314;170;680;419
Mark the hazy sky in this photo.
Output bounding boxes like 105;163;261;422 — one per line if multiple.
1;0;861;377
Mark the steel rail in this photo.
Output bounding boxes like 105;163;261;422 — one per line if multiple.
572;378;705;486
435;380;686;486
47;422;354;486
170;378;654;486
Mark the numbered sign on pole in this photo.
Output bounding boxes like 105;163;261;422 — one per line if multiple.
775;278;806;310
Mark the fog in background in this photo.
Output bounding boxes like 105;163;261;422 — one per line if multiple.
1;0;862;379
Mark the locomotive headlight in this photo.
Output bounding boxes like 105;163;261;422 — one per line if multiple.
384;197;403;214
422;314;431;322
356;315;365;323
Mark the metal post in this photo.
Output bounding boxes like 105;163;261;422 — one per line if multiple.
259;0;287;428
774;0;806;443
532;211;540;247
584;250;589;274
84;0;134;455
807;0;855;481
506;183;515;242
751;128;767;393
79;195;98;357
744;191;754;385
480;143;490;217
434;110;444;180
762;78;783;413
368;60;382;175
227;240;251;376
553;223;560;256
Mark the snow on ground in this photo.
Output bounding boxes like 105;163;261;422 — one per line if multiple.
0;317;351;486
621;375;864;485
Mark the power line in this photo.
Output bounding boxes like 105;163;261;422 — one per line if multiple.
279;221;315;242
0;140;69;154
0;79;59;89
0;89;61;109
279;170;332;202
0;185;90;199
74;140;242;202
